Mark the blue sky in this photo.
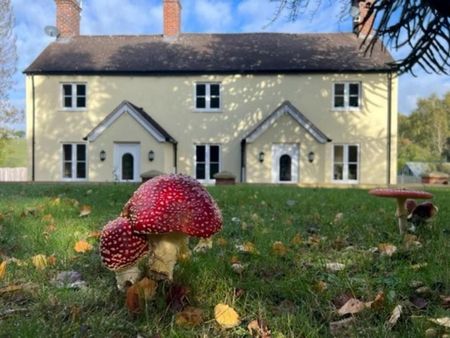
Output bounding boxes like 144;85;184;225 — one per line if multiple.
9;0;450;129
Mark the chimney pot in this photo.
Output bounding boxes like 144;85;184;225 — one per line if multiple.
55;0;81;38
164;0;181;38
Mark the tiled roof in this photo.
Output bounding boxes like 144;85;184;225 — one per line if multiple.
25;33;394;74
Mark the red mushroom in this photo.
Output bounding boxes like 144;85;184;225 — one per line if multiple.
100;217;149;290
369;188;433;234
122;174;222;280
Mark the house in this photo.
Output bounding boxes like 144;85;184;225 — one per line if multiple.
24;0;398;185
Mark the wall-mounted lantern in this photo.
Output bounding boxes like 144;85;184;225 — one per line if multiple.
308;151;315;163
258;151;265;163
99;150;106;162
148;150;155;162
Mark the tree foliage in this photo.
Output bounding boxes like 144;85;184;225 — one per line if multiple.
398;91;450;169
272;0;450;74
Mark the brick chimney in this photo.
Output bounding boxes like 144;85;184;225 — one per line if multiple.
55;0;81;38
164;0;181;38
352;0;374;38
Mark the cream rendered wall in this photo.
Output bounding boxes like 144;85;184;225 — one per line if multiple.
26;73;397;184
88;112;172;182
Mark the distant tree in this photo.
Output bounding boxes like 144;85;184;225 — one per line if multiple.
0;0;19;164
272;0;450;74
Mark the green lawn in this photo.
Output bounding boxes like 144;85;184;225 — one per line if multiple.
0;183;449;337
0;138;27;167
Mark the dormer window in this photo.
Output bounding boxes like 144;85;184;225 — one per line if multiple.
333;82;361;110
62;83;86;109
195;83;221;111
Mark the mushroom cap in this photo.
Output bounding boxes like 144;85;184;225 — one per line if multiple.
369;188;433;200
100;217;149;271
123;174;222;238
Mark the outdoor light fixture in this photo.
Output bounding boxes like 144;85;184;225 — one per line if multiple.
258;151;265;163
308;151;315;163
99;150;106;162
148;150;155;162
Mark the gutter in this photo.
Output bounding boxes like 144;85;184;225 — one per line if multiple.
173;142;178;174
387;72;393;185
240;139;246;182
31;75;36;182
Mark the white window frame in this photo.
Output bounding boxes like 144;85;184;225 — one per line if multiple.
332;82;361;110
61;83;87;110
332;144;360;183
194;144;221;184
194;82;221;112
61;143;88;181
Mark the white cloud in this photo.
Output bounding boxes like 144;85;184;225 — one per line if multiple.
192;0;232;32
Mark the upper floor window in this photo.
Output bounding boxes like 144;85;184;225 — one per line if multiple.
195;83;221;111
62;83;86;109
333;82;361;109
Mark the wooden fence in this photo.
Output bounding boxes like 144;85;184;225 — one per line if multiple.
0;167;27;181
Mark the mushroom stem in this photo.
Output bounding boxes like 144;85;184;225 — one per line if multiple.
395;197;408;235
115;264;142;291
147;232;190;281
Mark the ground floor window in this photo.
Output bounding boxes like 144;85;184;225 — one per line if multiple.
333;144;359;182
62;143;87;180
195;144;220;182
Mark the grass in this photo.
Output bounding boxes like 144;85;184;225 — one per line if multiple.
0;139;27;167
0;183;449;337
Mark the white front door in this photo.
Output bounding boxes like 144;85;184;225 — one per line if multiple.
272;144;299;183
114;143;140;182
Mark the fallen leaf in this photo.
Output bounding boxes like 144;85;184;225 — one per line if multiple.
45;224;57;233
424;328;438;337
231;263;245;274
32;254;48;270
79;205;92;217
329;317;356;336
216;237;228;247
214;303;241;329
248;318;272;337
50;197;61;206
326;262;346;272
193;238;213;253
272;241;287;256
0;283;38;295
166;284;190;312
74;240;93;253
440;295;450;308
378;243;397;256
175;307;203;327
334;212;344;223
126;277;157;313
290;233;303;245
387;305;402;329
41;214;55;224
307;234;321;247
313;280;328;293
366;292;385;309
411;263;428;270
87;231;101;239
337;298;366;316
236;242;257;254
428;317;450;328
404;234;422;249
0;261;6;280
47;255;57;266
410;296;428;309
415;286;432;295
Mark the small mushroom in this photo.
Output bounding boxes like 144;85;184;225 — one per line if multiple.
369;188;433;234
123;174;222;280
100;217;149;290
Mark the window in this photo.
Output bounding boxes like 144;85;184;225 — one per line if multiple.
62;83;86;109
195;83;221;110
333;144;359;182
195;144;220;182
62;143;87;180
333;82;361;109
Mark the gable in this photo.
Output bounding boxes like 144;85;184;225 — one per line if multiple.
243;101;331;144
84;100;176;143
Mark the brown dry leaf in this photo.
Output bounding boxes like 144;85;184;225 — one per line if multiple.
74;240;93;253
214;303;241;329
248;319;272;337
290;233;303;245
236;242;257;254
126;277;157;313
0;283;38;295
87;231;101;239
230;256;240;264
428;317;450;328
0;261;6;280
216;237;228;247
41;214;55;224
387;305;402;329
231;263;245;274
307;234;321;247
337;298;367;316
366;292;385;309
32;254;48;270
175;307;203;327
440;295;450;308
79;205;92;217
313;280;328;293
378;243;397;256
47;255;57;266
193;238;213;253
272;241;287;256
166;283;190;312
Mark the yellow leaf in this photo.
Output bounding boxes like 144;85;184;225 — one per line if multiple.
0;282;38;295
378;243;397;256
79;205;92;217
291;233;303;245
214;303;241;329
313;280;328;293
0;261;6;280
429;317;450;328
272;241;287;256
32;254;48;270
47;255;57;266
87;231;102;239
175;307;203;327
74;240;93;253
337;298;367;316
193;238;213;253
